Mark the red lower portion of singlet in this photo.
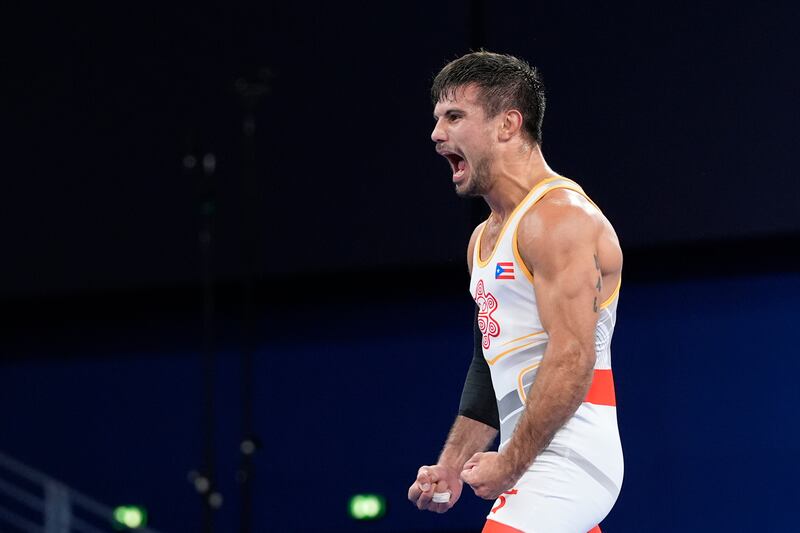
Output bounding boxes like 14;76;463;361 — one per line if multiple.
482;518;602;533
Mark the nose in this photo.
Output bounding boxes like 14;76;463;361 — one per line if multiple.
431;118;447;143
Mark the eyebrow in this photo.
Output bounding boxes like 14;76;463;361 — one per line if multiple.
433;109;465;121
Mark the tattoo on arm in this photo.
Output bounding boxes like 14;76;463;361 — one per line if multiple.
593;254;601;312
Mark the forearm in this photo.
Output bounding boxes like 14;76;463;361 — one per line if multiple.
438;415;498;471
501;340;594;478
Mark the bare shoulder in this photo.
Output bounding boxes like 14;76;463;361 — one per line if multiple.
467;221;487;274
517;188;622;275
518;189;601;252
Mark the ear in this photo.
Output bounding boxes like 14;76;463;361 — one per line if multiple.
498;110;524;142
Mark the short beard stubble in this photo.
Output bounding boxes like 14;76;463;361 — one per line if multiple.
455;154;492;197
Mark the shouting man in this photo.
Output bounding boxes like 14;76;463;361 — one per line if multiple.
408;51;624;533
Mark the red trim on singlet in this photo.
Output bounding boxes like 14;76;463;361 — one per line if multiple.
482;519;524;533
584;369;616;406
483;519;601;533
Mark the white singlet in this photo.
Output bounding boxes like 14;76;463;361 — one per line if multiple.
469;176;623;533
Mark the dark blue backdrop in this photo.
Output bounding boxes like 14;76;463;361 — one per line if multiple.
4;3;800;531
2;273;798;532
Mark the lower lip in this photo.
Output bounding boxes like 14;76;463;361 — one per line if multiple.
453;166;467;183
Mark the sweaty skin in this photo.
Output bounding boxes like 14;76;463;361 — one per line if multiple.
409;83;622;509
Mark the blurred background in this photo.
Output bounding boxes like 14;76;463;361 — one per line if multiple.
3;2;799;532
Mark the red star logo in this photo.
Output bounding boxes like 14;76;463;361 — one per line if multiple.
474;279;500;349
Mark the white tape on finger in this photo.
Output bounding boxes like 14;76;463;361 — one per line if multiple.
432;492;451;503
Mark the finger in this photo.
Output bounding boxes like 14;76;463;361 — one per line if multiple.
433;501;450;514
416;466;433;492
460;466;476;485
431;478;450;505
408;481;422;502
466;452;483;464
425;484;452;513
464;454;482;470
432;491;451;505
416;480;436;511
416;488;433;510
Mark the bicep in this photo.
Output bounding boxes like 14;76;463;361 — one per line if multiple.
522;210;601;350
534;247;599;348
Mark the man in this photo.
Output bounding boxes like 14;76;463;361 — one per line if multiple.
407;52;624;533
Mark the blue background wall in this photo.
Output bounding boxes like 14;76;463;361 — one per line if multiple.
2;274;799;532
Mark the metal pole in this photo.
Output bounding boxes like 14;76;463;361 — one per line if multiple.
200;150;217;533
234;70;270;533
186;145;221;533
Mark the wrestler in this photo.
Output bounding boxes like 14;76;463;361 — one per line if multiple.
408;51;623;533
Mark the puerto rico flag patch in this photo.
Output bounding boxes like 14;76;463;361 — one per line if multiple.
495;262;515;280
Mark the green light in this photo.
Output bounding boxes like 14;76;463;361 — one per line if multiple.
348;494;386;520
111;505;148;530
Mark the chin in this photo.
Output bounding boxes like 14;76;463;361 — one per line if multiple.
454;181;476;198
455;175;485;198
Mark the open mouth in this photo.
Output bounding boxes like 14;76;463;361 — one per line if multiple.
441;152;467;181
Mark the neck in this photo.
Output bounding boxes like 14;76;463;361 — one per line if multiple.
482;143;556;222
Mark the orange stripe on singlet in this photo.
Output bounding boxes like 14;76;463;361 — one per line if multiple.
584;369;616;406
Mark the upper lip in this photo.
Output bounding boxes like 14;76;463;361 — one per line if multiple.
435;144;460;157
436;145;464;172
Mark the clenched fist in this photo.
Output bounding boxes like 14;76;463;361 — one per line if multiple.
408;464;463;513
460;451;518;500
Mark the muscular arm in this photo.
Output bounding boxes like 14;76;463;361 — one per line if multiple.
500;198;603;480
438;416;498;470
461;192;623;498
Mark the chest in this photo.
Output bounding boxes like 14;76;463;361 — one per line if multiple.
479;219;505;261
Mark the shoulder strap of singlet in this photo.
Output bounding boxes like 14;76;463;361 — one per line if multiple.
474;176;580;269
509;176;615;288
509;175;590;226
